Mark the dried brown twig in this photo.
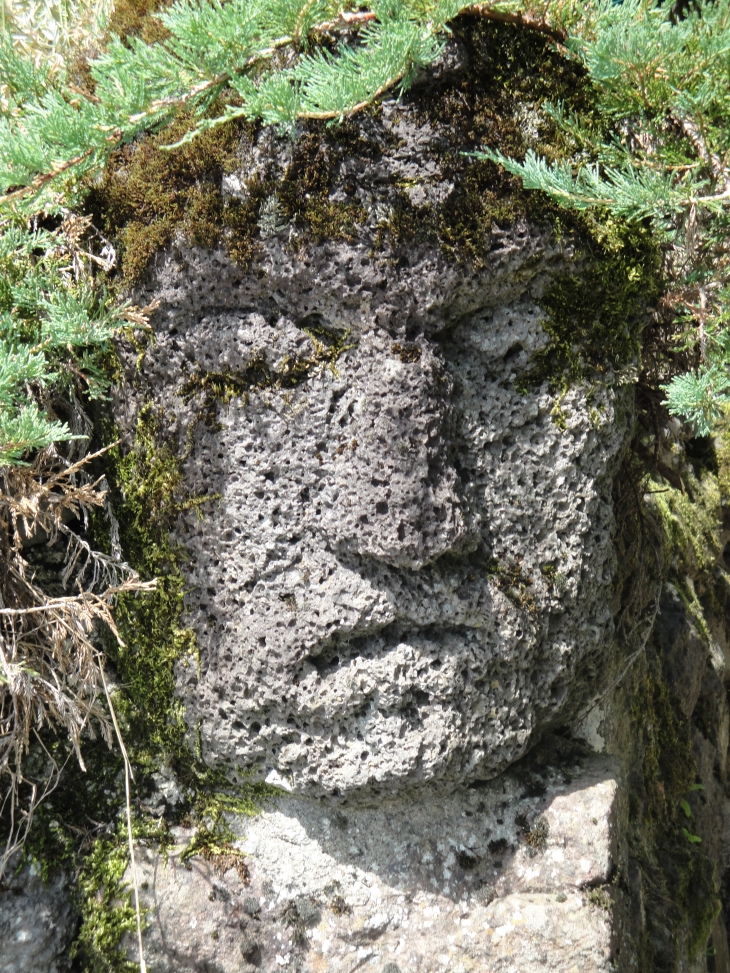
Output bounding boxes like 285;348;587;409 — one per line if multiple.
0;444;154;880
462;3;567;42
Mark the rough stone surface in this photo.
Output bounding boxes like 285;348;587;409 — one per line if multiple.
122;217;630;798
107;43;638;799
0;859;76;973
4;27;730;973
125;749;618;972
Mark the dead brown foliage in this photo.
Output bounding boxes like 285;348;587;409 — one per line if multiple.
0;444;154;878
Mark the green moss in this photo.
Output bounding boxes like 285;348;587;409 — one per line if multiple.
104;405;199;766
635;440;727;958
178;323;353;426
586;886;613;911
102;405;272;809
85;107;374;285
391;342;422;364
14;300;352;970
376;19;592;262
17;737;124;880
619;662;721;967
633;673;696;828
82;19;598;286
486;556;536;612
679;849;722;957
70;826;140;973
606;393;730;969
14;403;274;971
518;219;661;402
277;130;367;243
649;469;722;580
53;322;347;965
17;743;173;973
61;403;275;968
610;423;728;969
85;108;261;285
70;816;174;973
714;412;730;498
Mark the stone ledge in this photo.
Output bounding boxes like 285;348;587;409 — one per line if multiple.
123;750;618;973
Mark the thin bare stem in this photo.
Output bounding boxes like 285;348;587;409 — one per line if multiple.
99;661;147;973
0;448;155;881
462;3;567;41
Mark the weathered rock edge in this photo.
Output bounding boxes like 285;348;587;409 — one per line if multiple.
123;747;619;973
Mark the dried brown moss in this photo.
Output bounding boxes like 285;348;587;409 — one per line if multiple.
85;109;261;284
276;130;367;244
104;0;173;45
84;19;596;285
376;17;594;264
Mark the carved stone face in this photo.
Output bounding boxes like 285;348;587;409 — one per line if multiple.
129;225;628;799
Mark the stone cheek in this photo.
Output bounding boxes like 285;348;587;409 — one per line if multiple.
124;221;631;800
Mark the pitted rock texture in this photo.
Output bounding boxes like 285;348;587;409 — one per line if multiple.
123;748;618;973
0;859;76;973
118;51;634;797
123;217;630;797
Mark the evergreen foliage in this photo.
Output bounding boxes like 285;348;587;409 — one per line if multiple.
477;0;730;433
0;215;140;464
0;0;465;212
1;0;729;433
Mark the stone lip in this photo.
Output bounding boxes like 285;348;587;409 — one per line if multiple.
124;748;618;973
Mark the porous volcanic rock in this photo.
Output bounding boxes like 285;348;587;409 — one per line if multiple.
124;748;619;973
123;215;630;798
111;28;636;800
0;858;76;973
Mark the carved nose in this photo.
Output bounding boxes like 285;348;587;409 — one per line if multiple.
319;458;470;569
315;341;470;569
